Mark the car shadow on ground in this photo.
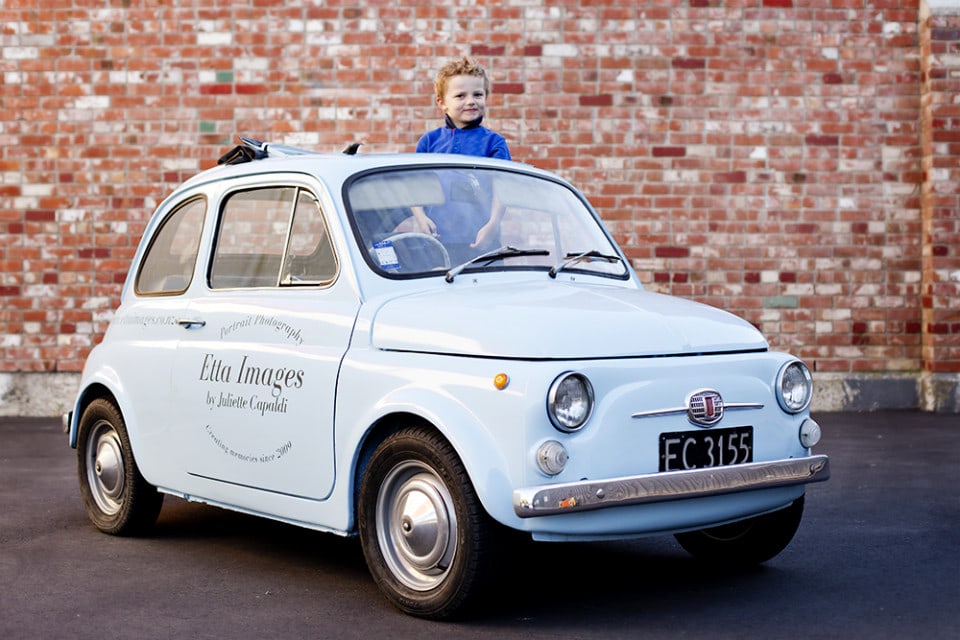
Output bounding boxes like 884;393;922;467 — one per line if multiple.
146;495;787;625
151;497;368;574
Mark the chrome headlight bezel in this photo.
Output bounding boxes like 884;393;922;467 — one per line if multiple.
547;372;594;432
776;360;813;413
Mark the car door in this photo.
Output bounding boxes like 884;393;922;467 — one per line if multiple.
171;183;358;502
105;195;208;483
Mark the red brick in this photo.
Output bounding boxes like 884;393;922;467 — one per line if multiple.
715;171;747;183
672;58;705;69
656;247;690;259
652;146;686;157
198;84;232;95
579;94;613;107
494;83;524;94
805;134;839;146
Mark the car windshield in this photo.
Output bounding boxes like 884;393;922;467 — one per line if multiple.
346;167;628;280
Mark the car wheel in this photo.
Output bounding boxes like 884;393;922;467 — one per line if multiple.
674;496;805;566
358;427;495;619
77;398;163;536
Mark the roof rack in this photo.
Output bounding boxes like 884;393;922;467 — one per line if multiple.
217;136;362;165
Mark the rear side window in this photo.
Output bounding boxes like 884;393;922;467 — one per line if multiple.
135;197;206;295
209;186;336;289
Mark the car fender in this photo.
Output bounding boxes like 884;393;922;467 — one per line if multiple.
66;358;162;481
334;378;519;529
67;368;132;446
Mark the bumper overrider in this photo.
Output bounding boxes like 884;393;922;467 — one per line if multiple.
513;455;830;517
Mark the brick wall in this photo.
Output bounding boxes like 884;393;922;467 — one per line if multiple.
920;0;960;409
0;0;957;414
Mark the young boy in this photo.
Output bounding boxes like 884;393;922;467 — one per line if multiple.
411;57;510;254
415;56;511;160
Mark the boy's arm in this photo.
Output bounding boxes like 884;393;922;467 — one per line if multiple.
471;194;505;248
488;135;511;160
409;206;438;236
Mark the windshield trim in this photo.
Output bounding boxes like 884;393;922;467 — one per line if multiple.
343;164;630;282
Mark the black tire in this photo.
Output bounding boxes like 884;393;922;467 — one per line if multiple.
76;398;163;536
358;427;496;619
674;496;805;566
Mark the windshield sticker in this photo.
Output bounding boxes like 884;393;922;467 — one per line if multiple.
372;240;400;270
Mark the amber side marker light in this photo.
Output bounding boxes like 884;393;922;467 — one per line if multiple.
494;373;509;390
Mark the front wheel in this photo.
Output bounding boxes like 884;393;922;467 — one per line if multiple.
674;496;805;566
76;398;163;536
358;427;496;619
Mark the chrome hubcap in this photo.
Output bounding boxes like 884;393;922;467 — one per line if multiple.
377;462;457;591
86;422;125;515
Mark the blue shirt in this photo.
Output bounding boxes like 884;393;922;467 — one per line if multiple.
414;117;510;260
415;118;511;160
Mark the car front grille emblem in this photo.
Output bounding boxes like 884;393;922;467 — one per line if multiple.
687;389;724;427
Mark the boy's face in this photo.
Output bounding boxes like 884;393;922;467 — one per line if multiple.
437;74;487;129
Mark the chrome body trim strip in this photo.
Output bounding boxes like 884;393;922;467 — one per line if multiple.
630;406;687;419
631;402;763;419
513;455;830;517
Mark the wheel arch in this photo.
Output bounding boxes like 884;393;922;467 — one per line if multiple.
68;381;120;449
344;403;516;536
350;412;423;521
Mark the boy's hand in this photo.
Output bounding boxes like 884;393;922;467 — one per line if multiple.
471;219;498;248
411;207;439;236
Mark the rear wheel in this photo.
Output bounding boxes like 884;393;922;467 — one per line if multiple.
77;398;163;536
674;496;805;566
358;427;496;619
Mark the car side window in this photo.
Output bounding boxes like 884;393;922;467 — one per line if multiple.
280;190;338;285
210;186;336;289
135;197;206;295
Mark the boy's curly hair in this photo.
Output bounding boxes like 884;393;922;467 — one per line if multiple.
434;56;490;100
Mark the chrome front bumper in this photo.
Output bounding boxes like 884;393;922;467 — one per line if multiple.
513;455;830;517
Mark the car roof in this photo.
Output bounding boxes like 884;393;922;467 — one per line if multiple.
177;137;547;192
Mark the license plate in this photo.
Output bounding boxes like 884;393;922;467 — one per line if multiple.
659;426;753;472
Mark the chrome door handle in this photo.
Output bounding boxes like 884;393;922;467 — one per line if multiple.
176;318;206;329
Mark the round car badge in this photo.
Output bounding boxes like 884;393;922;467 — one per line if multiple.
687;389;724;427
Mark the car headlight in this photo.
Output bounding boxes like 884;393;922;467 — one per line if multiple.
776;361;813;413
547;372;594;431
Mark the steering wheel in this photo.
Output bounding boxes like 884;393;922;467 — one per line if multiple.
381;232;451;271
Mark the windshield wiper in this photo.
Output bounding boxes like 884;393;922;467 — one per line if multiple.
549;250;623;279
445;245;550;283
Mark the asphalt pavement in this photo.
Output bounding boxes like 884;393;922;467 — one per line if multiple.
1;411;957;639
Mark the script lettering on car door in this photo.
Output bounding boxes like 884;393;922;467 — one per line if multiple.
199;353;305;414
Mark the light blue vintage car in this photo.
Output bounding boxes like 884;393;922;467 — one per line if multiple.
64;137;829;619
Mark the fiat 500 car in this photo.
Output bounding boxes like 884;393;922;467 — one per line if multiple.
64;137;829;619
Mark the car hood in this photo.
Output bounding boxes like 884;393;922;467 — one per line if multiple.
369;281;767;358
